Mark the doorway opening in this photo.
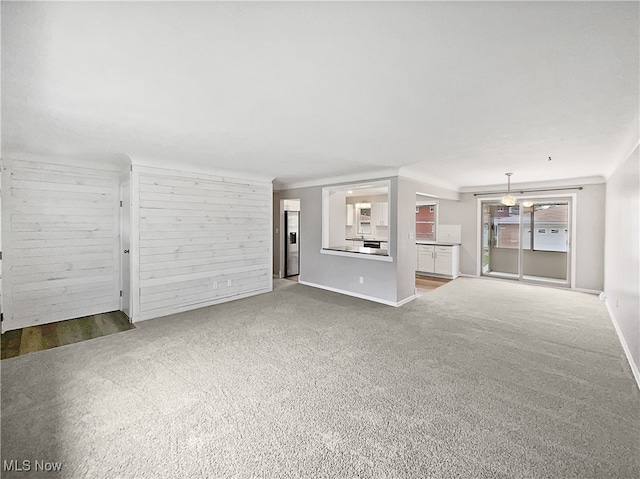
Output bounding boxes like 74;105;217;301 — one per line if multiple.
282;199;300;281
480;197;574;286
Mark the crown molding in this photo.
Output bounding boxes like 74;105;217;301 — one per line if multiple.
273;168;399;191
458;175;606;193
0;150;130;173
129;155;274;184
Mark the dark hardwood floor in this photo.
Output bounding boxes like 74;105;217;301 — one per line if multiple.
1;311;135;360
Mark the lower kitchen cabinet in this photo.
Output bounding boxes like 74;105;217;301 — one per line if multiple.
416;244;460;278
417;245;435;273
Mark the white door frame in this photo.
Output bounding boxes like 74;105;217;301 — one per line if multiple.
120;179;131;318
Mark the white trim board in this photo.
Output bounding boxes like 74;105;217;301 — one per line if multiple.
604;299;640;390
274;170;397;191
131;157;273;184
133;287;272;323
299;280;414;307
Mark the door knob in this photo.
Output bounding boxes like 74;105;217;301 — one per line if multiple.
123;250;130;254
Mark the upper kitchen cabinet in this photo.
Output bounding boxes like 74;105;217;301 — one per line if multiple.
371;202;389;226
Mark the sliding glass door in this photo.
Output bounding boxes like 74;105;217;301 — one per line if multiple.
522;202;569;282
481;198;571;285
483;203;520;278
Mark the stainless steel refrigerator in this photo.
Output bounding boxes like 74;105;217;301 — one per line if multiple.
284;211;299;277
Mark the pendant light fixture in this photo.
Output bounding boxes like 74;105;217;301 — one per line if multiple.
501;173;516;206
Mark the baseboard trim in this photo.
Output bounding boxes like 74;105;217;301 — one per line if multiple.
396;294;416;307
604;298;640;390
133;288;271;323
416;272;459;280
573;287;603;295
298;280;411;307
459;273;478;278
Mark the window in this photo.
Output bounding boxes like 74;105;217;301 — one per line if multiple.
415;202;437;241
492;204;519;249
530;203;568;252
491;202;568;252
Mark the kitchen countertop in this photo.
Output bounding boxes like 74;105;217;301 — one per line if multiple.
325;246;389;256
345;237;388;242
416;241;459;246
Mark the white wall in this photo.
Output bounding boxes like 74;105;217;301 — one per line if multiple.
278;178;401;305
0;169;3;321
131;165;272;321
278;175;459;306
604;145;639;386
273;191;281;277
328;190;347;247
396;177;461;302
1;160;122;331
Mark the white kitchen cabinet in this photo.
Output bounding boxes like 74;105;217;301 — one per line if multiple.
416;244;459;278
371;202;389;226
417;245;435;273
434;246;453;275
346;204;354;226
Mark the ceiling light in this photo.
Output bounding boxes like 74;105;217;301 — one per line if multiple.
347;190;353;194
522;200;533;208
501;173;516;206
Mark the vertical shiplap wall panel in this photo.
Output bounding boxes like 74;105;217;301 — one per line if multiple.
2;161;121;331
133;166;272;321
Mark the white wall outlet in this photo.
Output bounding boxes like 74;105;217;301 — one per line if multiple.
227;279;232;287
408;232;414;239
359;276;364;284
212;282;218;290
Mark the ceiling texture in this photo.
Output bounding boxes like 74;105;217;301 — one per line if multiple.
2;1;638;190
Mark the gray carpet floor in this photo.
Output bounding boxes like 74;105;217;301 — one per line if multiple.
1;278;638;478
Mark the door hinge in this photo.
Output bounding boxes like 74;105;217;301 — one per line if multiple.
120;290;123;297
0;251;2;260
1;313;3;322
120;200;123;207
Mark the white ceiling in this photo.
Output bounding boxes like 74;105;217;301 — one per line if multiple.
2;1;638;190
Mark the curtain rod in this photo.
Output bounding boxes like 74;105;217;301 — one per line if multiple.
473;186;583;197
